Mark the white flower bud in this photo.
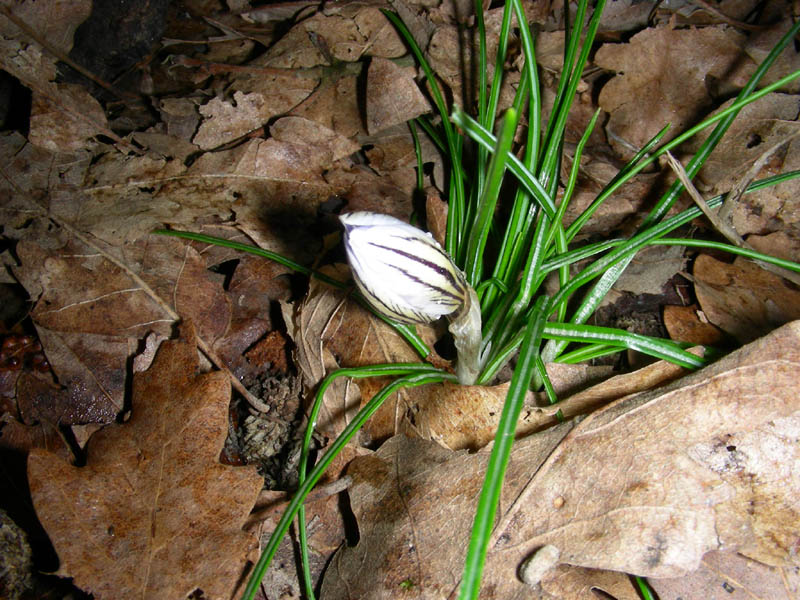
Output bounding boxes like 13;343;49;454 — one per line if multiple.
341;211;483;384
340;212;468;325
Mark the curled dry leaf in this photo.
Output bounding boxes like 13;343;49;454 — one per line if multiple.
322;322;800;598
27;323;263;600
411;357;694;451
285;266;424;443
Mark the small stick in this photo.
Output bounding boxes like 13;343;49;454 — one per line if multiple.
664;149;800;286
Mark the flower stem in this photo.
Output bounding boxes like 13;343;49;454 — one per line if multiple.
450;286;482;384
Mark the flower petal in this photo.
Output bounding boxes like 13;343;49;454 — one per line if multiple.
340;212;467;324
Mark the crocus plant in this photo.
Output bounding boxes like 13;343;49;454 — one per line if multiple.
340;212;482;384
158;1;800;598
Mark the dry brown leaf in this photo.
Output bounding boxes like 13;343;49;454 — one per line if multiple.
241;2;319;24
271;115;360;161
131;131;198;161
249;443;364;598
650;550;800;600
158;97;201;141
213;255;291;377
426;7;514;103
322;425;573;599
228;67;318;116
55;133;334;256
367;57;430;134
536;31;568;72
321;2;407;59
694;254;800;343
10;233;236;424
282;268;357;440
15;330;133;425
664;304;727;346
411;381;533;451
291;74;366;140
28;85;108;153
362;122;445;198
0;36;124;152
193;91;271;149
596;26;754;156
286;268;423;443
411;356;696;451
561;158;663;234
0;412;71;462
27;323;263;600
322;322;800;598
748;230;800;263
0;0;91;54
612;244;686;296
744;18;800;93
254;20;327;68
688;93;799;194
326;163;416;218
683;93;800;239
597;0;654;32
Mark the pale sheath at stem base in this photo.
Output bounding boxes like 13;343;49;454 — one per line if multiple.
340;211;482;385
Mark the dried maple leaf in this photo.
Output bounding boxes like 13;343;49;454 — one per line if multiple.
27;323;263;600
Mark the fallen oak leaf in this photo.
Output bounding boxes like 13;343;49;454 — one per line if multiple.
650;550;800;600
27;322;263;600
322;321;800;598
490;322;800;579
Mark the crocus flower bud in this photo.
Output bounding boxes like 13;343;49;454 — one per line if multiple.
340;212;468;325
340;212;482;384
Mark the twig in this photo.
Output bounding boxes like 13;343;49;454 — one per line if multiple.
170;55;325;78
664;151;741;243
664;149;800;286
